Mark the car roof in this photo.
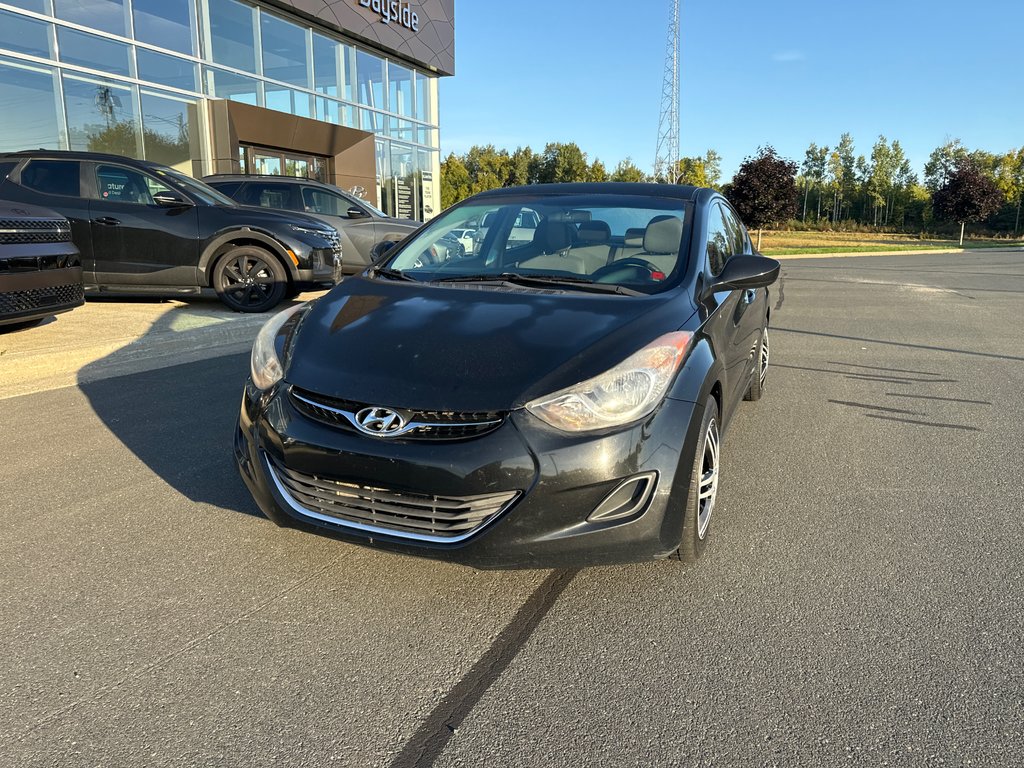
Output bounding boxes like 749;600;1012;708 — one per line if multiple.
205;174;332;188
0;149;165;169
469;182;707;202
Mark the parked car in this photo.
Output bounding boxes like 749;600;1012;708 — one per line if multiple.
0;151;342;312
0;198;83;329
472;207;539;254
234;182;779;569
449;228;477;253
204;175;422;275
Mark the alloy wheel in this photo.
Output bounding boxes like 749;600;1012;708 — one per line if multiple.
759;328;770;388
697;417;719;540
222;253;277;309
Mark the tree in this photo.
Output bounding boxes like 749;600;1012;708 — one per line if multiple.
924;139;968;193
932;158;1004;244
669;149;722;189
508;146;536;187
727;146;799;249
535;142;589;184
440;153;471;210
994;147;1024;235
610;157;647;183
587;159;608;183
801;143;828;221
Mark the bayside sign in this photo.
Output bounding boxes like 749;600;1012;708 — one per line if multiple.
357;0;420;33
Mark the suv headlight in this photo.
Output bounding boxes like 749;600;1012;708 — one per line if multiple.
525;331;693;432
251;303;310;390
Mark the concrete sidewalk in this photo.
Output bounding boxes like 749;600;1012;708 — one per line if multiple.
0;293;322;400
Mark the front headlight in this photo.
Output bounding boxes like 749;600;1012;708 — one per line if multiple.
289;224;335;241
525;331;693;433
251;303;309;390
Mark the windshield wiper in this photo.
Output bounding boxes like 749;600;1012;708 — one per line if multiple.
434;272;642;296
373;267;417;282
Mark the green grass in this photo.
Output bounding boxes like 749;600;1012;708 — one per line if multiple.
757;229;1023;256
762;244;952;256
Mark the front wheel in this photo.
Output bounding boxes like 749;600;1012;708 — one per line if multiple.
213;246;288;313
672;399;721;564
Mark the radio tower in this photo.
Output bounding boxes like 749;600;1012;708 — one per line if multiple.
653;0;680;182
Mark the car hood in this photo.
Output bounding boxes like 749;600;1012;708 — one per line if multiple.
0;198;66;221
215;204;335;231
284;276;692;412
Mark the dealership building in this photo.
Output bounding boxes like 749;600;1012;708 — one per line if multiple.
0;0;454;218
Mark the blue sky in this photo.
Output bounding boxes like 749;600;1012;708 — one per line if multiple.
439;0;1022;182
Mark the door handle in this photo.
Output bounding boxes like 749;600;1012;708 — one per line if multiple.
93;217;121;226
742;289;756;304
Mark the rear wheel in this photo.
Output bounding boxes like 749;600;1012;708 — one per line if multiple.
213;246;288;313
672;399;720;564
744;325;769;401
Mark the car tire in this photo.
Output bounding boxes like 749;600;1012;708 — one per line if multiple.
213;246;288;313
671;398;721;564
744;325;769;402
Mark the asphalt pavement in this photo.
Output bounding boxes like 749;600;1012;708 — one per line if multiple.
2;249;1023;766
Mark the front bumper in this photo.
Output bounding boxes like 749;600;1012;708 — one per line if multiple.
0;265;84;325
236;381;705;569
294;246;343;289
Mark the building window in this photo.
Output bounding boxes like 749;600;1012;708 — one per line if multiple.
0;10;53;59
260;12;308;88
204;66;259;105
63;74;140;157
414;71;430;123
5;0;49;13
137;49;198;93
140;89;194;169
133;0;194;56
0;58;60;153
53;0;127;38
355;49;384;110
388;62;412;117
57;28;132;77
204;0;257;73
265;85;311;118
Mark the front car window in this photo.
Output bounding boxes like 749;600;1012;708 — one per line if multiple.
706;203;731;276
302;187;359;217
153;167;238;206
95;164;173;204
383;194;692;296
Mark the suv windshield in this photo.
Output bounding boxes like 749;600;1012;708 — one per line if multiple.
154;168;238;206
382;194;692;296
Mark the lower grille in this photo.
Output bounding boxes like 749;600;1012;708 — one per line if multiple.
0;283;84;315
265;453;519;542
0;218;72;244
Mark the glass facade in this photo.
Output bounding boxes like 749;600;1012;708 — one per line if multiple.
0;0;442;216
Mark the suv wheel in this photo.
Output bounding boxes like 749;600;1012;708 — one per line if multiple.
213;246;288;313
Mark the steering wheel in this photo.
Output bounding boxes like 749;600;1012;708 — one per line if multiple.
592;257;665;282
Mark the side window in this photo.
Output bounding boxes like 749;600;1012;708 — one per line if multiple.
94;165;173;205
302;187;353;217
719;203;748;256
705;203;731;276
238;183;294;210
209;181;241;197
0;161;16;181
21;160;81;197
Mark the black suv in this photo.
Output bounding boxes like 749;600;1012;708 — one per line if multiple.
0;151;342;312
0;198;84;328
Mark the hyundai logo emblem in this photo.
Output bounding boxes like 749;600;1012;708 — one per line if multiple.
354;407;407;437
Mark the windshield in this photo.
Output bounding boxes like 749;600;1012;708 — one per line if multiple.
154;168;238;206
382;194;692;295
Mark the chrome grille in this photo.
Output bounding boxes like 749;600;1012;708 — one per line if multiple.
0;283;84;315
289;387;505;441
265;453;519;542
0;219;71;244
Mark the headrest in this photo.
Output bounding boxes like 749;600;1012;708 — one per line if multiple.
624;227;645;247
576;220;611;244
532;220;575;253
643;215;683;254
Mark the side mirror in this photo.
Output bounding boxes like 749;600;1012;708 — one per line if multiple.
370;240;399;262
706;254;780;294
347;206;371;219
153;192;193;208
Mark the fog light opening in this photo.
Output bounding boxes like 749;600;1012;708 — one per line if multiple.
587;471;659;522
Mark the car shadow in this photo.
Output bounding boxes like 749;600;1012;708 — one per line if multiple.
75;304;274;519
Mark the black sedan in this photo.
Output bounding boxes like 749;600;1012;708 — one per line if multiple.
235;183;779;568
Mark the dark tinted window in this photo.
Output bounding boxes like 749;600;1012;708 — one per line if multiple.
0;161;16;181
21;160;81;197
238;182;295;210
207;180;242;197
